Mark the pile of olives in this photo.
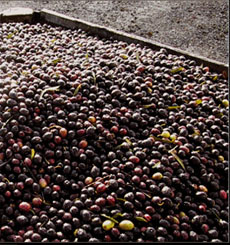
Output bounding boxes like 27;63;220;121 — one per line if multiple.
0;22;228;242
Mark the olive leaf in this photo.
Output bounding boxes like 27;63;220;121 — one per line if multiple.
44;157;50;165
39;86;60;100
147;87;152;93
6;30;18;39
0;158;12;168
43;200;51;205
56;72;61;78
112;213;124;219
73;84;82;96
216;112;224;118
73;229;79;237
195;99;202;105
86;175;111;187
143;103;155;109
136;51;140;63
171;67;184;73
52;58;61;65
211;209;222;222
3;178;11;183
49;124;62;129
169;147;185;170
192;129;200;136
120;53;128;59
124;138;132;145
116;198;127;202
105;70;114;79
7;33;14;39
173;216;180;224
143;192;152;199
40;219;48;228
175;203;180;209
91;71;97;85
152;161;161;169
200;80;207;85
100;214;119;224
121;80;127;88
21;71;29;76
31;149;35;160
24;164;38;183
150;135;174;144
1;116;13;129
115;143;124;150
168;105;181;110
213;75;218;81
82;59;89;67
135;216;148;223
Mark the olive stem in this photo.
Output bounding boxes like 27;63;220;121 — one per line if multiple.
0;158;13;168
1;116;13;129
85;174;112;187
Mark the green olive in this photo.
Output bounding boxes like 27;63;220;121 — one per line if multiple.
119;220;134;231
222;99;229;108
161;130;170;138
102;220;115;231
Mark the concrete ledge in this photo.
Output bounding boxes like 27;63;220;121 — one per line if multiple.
40;9;78;29
0;7;33;23
40;9;228;76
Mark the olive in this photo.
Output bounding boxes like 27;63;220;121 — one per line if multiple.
102;220;115;231
119;220;134;231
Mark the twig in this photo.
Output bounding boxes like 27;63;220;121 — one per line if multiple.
85;174;112;187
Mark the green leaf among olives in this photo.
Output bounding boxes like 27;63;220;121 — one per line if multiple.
73;84;82;96
150;135;174;144
169;146;186;170
171;67;184;73
112;212;124;219
120;53;128;59
31;149;35;160
52;58;61;65
168;105;181;110
135;216;148;223
1;116;13;129
116;197;127;202
195;99;202;105
39;86;60;100
101;214;119;224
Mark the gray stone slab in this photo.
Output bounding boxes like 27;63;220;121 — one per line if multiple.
1;7;33;23
2;7;33;16
40;9;78;29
